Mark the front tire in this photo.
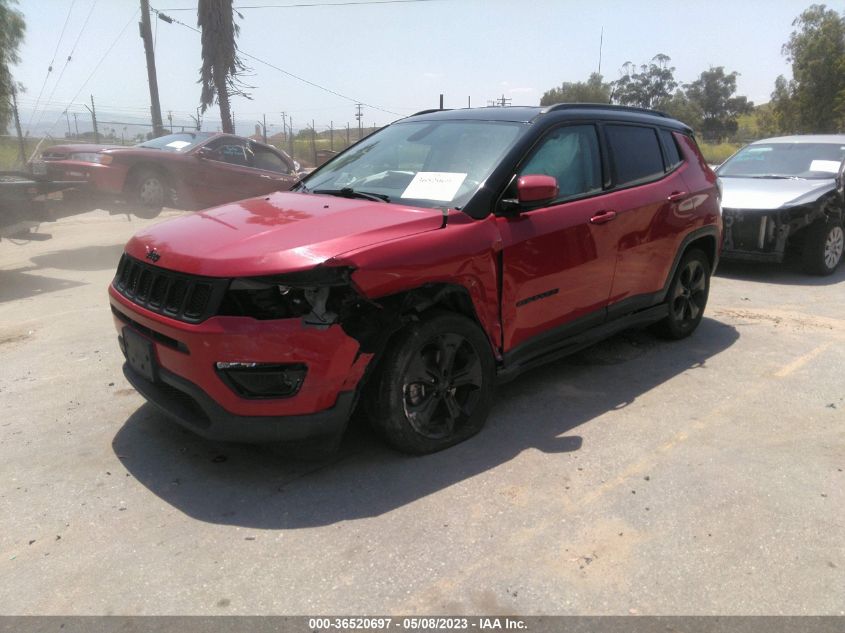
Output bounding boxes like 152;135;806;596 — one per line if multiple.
652;249;711;340
801;219;844;275
130;168;168;219
367;311;495;454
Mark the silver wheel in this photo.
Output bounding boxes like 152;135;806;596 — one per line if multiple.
138;175;165;207
824;225;844;270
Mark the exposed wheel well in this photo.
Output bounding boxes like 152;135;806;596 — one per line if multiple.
346;283;490;390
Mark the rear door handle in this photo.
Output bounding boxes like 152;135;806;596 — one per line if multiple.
668;190;688;202
590;210;617;224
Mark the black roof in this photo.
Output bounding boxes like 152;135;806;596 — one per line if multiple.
405;104;691;132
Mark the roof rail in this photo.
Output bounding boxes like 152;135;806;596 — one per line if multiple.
541;103;669;118
409;108;452;117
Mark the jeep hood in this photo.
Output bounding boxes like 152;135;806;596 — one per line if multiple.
720;176;837;210
125;191;445;277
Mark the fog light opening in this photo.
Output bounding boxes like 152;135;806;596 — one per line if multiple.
215;362;306;399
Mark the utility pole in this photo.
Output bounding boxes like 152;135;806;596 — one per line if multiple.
262;114;267;143
167;110;173;133
468;96;471;108
439;93;444;110
288;117;294;158
311;120;317;166
232;111;235;135
84;95;99;143
346;122;350;145
280;111;287;141
73;112;79;138
64;110;72;137
355;103;363;140
10;86;26;166
139;0;165;137
329;121;333;151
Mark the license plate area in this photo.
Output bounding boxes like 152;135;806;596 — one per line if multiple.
123;327;157;382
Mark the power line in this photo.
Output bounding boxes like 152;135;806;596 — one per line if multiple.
162;0;440;9
27;0;77;132
43;9;140;137
149;4;400;115
34;0;100;131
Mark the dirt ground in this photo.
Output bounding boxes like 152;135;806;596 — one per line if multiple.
0;208;842;615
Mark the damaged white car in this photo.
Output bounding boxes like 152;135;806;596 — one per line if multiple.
717;135;845;275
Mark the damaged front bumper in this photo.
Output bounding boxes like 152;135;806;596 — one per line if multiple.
109;278;373;443
721;205;828;263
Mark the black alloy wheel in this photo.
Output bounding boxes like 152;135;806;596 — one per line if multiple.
653;249;710;340
367;311;495;454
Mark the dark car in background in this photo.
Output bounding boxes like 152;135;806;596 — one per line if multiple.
717;135;845;275
33;132;304;217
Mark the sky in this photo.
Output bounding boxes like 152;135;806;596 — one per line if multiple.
11;0;816;139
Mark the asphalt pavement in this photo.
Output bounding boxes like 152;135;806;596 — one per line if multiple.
0;208;842;614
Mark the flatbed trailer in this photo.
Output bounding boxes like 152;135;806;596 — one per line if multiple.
0;171;85;240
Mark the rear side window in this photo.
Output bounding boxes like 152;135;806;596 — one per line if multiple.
659;129;683;171
605;124;664;186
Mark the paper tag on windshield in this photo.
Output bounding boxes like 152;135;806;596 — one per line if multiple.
401;172;467;201
810;159;840;173
165;140;191;150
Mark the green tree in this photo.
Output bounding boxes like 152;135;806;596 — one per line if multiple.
777;4;845;133
611;54;677;109
660;90;703;129
685;67;753;141
198;0;250;134
0;0;25;134
763;76;800;134
539;73;612;106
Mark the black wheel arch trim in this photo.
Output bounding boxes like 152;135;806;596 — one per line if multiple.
657;225;720;303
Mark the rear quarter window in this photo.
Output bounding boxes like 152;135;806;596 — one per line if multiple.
659;129;683;170
606;124;664;186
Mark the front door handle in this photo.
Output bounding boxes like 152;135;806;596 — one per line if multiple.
590;210;617;224
668;190;688;202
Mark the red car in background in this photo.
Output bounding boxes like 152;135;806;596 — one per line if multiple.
34;132;303;217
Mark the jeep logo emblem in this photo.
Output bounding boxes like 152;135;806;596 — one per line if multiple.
146;249;161;263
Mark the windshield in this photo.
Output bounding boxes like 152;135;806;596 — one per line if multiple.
136;132;214;152
302;120;525;209
718;142;845;179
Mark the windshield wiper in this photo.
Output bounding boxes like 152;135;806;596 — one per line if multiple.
313;187;390;203
745;174;800;180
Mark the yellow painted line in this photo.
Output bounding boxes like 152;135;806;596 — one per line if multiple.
774;342;832;378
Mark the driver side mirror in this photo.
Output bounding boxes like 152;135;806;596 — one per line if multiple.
517;174;559;205
499;174;559;215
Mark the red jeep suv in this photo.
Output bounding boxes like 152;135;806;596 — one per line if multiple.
110;105;721;454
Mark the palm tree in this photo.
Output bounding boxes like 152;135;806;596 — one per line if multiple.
197;0;250;133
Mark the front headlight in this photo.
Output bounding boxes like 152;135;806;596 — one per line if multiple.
69;152;112;165
218;266;356;323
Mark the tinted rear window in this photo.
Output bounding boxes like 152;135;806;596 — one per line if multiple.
606;125;664;186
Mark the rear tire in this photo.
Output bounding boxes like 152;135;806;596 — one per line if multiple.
129;168;168;219
652;249;710;340
366;311;495;454
801;218;844;275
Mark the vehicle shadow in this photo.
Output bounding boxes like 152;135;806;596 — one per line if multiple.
113;318;738;529
0;267;86;303
30;243;125;272
716;257;845;287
